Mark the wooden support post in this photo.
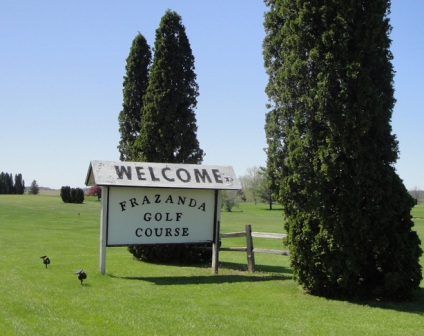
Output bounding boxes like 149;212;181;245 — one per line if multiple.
245;224;255;273
212;220;220;274
99;186;109;275
212;190;221;274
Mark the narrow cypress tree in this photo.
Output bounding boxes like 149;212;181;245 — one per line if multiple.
263;0;422;299
14;174;25;194
129;10;206;264
60;186;71;203
118;33;151;161
134;10;204;163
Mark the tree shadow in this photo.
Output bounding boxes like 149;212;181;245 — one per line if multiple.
109;260;292;285
260;207;283;211
305;287;424;316
109;273;289;285
345;288;424;316
219;261;293;276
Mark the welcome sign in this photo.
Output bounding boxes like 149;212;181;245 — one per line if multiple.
86;160;241;273
86;160;240;190
107;187;216;245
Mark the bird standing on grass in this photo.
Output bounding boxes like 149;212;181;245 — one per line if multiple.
40;256;50;268
75;270;87;285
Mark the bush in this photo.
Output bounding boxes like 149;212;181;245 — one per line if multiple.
128;243;213;264
86;185;102;200
61;186;84;204
221;190;240;212
60;186;71;203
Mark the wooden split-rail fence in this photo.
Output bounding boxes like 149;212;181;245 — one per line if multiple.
215;224;289;273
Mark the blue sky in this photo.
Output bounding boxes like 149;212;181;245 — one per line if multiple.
0;1;422;191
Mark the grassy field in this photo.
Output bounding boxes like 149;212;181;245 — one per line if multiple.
0;194;423;335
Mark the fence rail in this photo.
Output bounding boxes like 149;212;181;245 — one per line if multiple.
219;224;289;272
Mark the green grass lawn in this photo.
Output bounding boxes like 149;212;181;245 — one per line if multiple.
0;195;423;335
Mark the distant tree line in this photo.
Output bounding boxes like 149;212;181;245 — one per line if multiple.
409;188;424;204
60;186;84;204
0;172;25;194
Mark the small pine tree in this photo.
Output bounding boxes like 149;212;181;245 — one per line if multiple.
28;180;39;195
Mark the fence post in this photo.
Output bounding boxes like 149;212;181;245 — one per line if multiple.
245;224;255;272
212;220;220;274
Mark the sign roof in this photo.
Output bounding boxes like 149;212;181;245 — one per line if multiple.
85;160;241;190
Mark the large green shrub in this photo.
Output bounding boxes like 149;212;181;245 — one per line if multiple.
263;0;422;299
61;186;84;204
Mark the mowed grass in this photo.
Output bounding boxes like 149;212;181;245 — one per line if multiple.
0;195;423;336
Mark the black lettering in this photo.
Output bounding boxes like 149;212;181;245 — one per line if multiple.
144;213;152;221
129;198;139;207
119;201;126;211
148;167;160;181
198;203;206;212
154;228;163;237
174;228;180;236
155;213;162;221
165;195;174;204
194;169;212;183
176;213;182;221
182;228;189;236
178;196;186;205
161;167;175;182
142;196;150;205
136;167;146;180
165;213;173;221
145;228;152;237
212;169;223;183
176;168;191;183
189;198;197;207
155;194;161;203
166;228;172;236
115;165;132;180
135;228;143;237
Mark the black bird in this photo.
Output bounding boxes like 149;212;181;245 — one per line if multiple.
75;270;87;285
40;256;50;268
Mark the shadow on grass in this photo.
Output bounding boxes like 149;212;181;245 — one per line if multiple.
353;288;424;316
110;273;289;285
219;261;293;276
260;208;283;211
309;287;424;316
109;261;292;285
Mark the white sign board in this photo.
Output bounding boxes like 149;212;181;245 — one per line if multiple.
86;161;240;274
86;160;241;190
106;187;216;246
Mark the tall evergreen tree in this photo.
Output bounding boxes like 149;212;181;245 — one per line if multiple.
14;174;25;194
0;173;14;194
0;172;5;194
118;33;151;161
263;0;422;299
129;10;206;264
134;10;204;164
